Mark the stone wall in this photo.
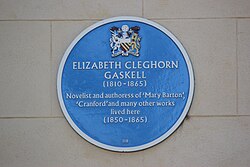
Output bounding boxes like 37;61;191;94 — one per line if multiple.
0;0;249;166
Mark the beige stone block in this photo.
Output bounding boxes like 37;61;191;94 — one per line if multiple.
52;21;96;116
140;117;250;167
156;19;237;115
144;0;250;19
0;22;51;117
0;0;142;20
0;117;249;167
238;19;250;115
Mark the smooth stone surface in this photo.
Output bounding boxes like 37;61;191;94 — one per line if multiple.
156;19;237;116
0;0;142;20
0;21;51;117
238;19;250;115
144;0;250;19
0;117;249;167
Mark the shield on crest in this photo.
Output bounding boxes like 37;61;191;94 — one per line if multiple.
110;25;141;57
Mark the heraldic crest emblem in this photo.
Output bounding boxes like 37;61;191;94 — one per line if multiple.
110;25;141;57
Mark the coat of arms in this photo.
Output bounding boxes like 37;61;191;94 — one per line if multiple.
110;25;141;57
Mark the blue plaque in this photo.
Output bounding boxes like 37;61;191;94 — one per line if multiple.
57;16;194;152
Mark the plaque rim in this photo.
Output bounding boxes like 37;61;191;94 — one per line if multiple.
57;16;195;152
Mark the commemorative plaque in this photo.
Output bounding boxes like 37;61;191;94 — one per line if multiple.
57;16;194;152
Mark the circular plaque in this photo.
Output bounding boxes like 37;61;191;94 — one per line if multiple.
57;16;194;152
